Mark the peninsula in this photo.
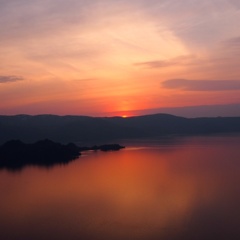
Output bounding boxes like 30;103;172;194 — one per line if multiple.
0;139;125;170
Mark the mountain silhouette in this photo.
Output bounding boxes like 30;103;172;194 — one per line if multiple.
0;113;240;144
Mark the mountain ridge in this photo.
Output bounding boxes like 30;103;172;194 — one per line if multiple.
0;113;240;144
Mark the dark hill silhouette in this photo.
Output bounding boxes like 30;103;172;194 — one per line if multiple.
0;139;125;170
0;139;80;170
0;114;240;144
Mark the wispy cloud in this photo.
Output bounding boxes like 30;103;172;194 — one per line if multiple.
0;76;24;84
162;79;240;91
135;55;196;68
135;60;175;68
223;36;240;51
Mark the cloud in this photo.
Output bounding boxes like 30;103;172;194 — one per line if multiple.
0;76;24;84
223;36;240;50
0;0;97;46
140;0;240;50
162;79;240;91
135;55;196;68
135;60;175;68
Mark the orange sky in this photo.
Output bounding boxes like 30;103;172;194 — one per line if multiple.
0;0;240;116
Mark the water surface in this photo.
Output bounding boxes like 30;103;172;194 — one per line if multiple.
0;135;240;240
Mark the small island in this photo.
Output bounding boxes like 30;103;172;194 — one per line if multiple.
0;139;125;170
79;144;125;152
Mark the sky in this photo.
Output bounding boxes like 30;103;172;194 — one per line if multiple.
0;0;240;117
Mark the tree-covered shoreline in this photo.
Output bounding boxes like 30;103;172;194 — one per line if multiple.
0;139;125;170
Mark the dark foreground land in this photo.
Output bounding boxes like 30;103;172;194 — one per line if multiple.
0;139;125;170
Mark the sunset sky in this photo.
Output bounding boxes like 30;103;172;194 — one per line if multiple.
1;0;240;117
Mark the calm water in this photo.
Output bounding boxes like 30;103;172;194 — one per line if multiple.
0;135;240;240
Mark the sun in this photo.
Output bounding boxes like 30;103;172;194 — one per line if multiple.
122;115;128;118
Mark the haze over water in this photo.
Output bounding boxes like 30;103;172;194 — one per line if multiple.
0;135;240;240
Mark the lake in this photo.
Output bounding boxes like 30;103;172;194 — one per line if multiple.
0;135;240;240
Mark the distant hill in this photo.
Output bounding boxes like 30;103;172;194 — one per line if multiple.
0;114;240;144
